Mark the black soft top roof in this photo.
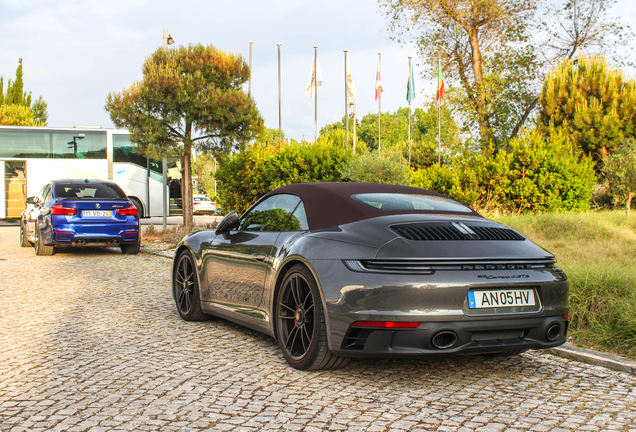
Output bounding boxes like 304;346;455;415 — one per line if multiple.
260;182;481;231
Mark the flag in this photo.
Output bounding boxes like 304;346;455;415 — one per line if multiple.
375;60;384;101
345;56;357;104
305;59;323;99
407;62;416;102
436;63;446;100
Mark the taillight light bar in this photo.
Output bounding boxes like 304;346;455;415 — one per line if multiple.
118;206;138;216
51;204;77;216
352;321;420;329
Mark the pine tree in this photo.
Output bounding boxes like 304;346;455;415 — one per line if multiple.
538;55;636;165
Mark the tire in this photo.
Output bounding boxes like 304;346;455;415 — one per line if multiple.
276;264;349;371
173;249;210;321
129;197;144;218
20;220;31;247
120;239;140;255
34;223;54;256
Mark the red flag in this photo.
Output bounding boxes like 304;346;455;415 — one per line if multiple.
436;64;446;100
375;61;384;101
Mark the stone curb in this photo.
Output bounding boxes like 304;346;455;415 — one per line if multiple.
547;344;636;375
140;247;174;260
140;245;636;376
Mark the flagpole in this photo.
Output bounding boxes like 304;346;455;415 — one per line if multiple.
314;46;318;142
277;43;282;143
408;56;412;168
344;50;349;150
378;52;382;154
353;99;357;153
438;56;441;166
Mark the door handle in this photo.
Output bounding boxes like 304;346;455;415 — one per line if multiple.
253;253;267;262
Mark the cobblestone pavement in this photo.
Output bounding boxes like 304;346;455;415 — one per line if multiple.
1;226;636;432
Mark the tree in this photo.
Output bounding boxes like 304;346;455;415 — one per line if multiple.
0;105;43;126
538;54;636;166
257;127;286;144
31;96;48;125
192;152;218;198
381;0;631;150
106;44;264;233
1;58;48;126
339;148;411;185
603;138;636;216
319;103;459;168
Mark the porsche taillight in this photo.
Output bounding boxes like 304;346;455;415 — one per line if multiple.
51;204;77;216
352;321;420;329
118;206;138;216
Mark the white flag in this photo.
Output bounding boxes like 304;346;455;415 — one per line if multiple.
305;59;323;99
345;56;357;104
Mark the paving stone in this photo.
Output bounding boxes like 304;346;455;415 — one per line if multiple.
1;226;636;431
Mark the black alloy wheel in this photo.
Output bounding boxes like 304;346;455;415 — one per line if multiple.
173;249;209;321
276;264;349;371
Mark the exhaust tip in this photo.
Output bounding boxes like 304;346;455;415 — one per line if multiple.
431;330;458;349
546;324;562;341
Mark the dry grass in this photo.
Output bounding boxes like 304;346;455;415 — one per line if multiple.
494;211;636;358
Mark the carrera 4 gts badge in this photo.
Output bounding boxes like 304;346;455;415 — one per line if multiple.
477;274;530;279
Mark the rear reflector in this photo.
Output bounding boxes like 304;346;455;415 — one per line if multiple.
562;314;570;320
118;206;138;216
352;321;420;329
55;231;72;234
51;204;77;216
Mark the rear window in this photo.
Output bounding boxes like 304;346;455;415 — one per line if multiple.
55;182;127;199
352;193;472;213
194;196;212;202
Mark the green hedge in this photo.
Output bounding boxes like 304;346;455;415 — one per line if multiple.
412;130;596;214
216;141;349;214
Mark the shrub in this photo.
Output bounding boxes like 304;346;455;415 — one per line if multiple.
603;138;636;216
216;140;349;214
412;130;596;214
339;148;411;185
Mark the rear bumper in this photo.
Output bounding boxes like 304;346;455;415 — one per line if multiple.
333;316;568;357
44;221;139;247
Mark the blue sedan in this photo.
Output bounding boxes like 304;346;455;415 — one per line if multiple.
20;179;140;256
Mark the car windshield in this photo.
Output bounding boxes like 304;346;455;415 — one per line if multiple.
55;182;127;199
352;193;473;213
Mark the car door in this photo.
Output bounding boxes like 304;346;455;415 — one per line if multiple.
201;194;302;310
25;183;51;242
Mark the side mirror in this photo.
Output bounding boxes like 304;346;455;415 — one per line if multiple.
26;196;41;205
215;210;240;235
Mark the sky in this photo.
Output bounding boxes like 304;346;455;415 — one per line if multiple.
1;0;636;142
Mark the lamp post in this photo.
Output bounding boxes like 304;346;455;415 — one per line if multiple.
161;29;174;230
67;134;85;157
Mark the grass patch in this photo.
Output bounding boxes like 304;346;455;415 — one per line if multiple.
494;210;636;358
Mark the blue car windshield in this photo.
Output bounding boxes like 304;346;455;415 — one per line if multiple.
352;193;473;213
55;182;127;199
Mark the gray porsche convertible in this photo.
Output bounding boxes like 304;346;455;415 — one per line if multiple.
172;182;569;370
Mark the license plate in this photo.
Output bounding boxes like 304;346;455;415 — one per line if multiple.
83;210;112;217
467;289;536;309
